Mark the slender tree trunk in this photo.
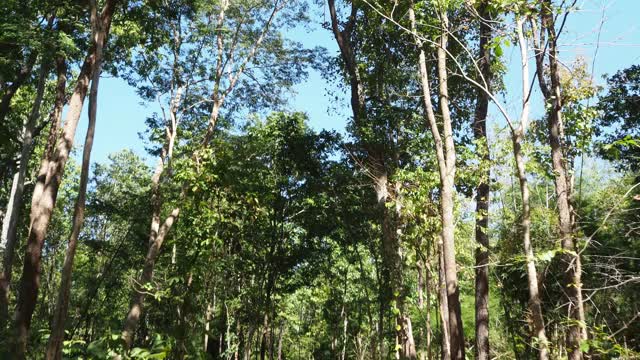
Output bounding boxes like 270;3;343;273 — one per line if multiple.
473;3;492;360
204;301;213;353
435;15;465;359
417;258;431;360
513;130;549;360
513;18;549;360
45;4;105;357
260;313;269;360
122;0;280;342
0;58;51;330
120;23;185;342
121;84;184;349
438;239;451;360
277;322;284;360
425;259;432;360
418;251;433;360
11;2;117;355
121;208;179;348
409;5;464;359
537;3;584;358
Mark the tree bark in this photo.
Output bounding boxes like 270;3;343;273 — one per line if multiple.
45;2;105;357
438;239;451;360
11;1;118;355
277;322;284;360
121;81;184;348
473;3;492;360
536;3;585;358
0;57;53;330
409;5;464;359
513;18;549;360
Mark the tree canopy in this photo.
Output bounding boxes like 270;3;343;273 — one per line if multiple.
0;0;639;359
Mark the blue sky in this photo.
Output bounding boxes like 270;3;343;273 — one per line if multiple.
75;0;640;165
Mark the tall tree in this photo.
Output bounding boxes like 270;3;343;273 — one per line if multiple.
11;0;119;355
45;0;106;357
473;2;492;359
0;55;53;330
512;16;549;359
326;1;418;357
121;0;313;348
534;1;585;358
408;2;465;358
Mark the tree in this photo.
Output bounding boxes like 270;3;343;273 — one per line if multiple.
45;0;107;357
534;1;586;358
12;0;119;355
597;65;640;171
120;0;316;348
472;2;492;359
408;2;465;358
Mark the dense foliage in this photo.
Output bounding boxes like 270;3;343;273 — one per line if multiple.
0;0;638;359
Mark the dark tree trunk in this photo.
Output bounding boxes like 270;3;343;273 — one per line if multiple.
536;2;585;358
473;3;492;360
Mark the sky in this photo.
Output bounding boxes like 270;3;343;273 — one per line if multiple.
74;0;640;166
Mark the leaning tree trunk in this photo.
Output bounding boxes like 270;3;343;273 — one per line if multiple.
45;2;105;357
121;29;186;349
473;3;492;359
0;57;52;330
11;0;118;356
537;2;585;358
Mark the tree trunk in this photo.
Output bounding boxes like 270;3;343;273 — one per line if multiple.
537;2;585;358
0;57;52;330
514;18;549;360
328;1;419;356
409;5;464;359
121;207;179;348
418;252;433;360
376;175;415;360
121;80;184;349
11;2;117;355
436;16;465;360
45;3;105;357
473;3;492;360
513;131;549;360
438;239;451;360
260;313;269;360
277;323;284;360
